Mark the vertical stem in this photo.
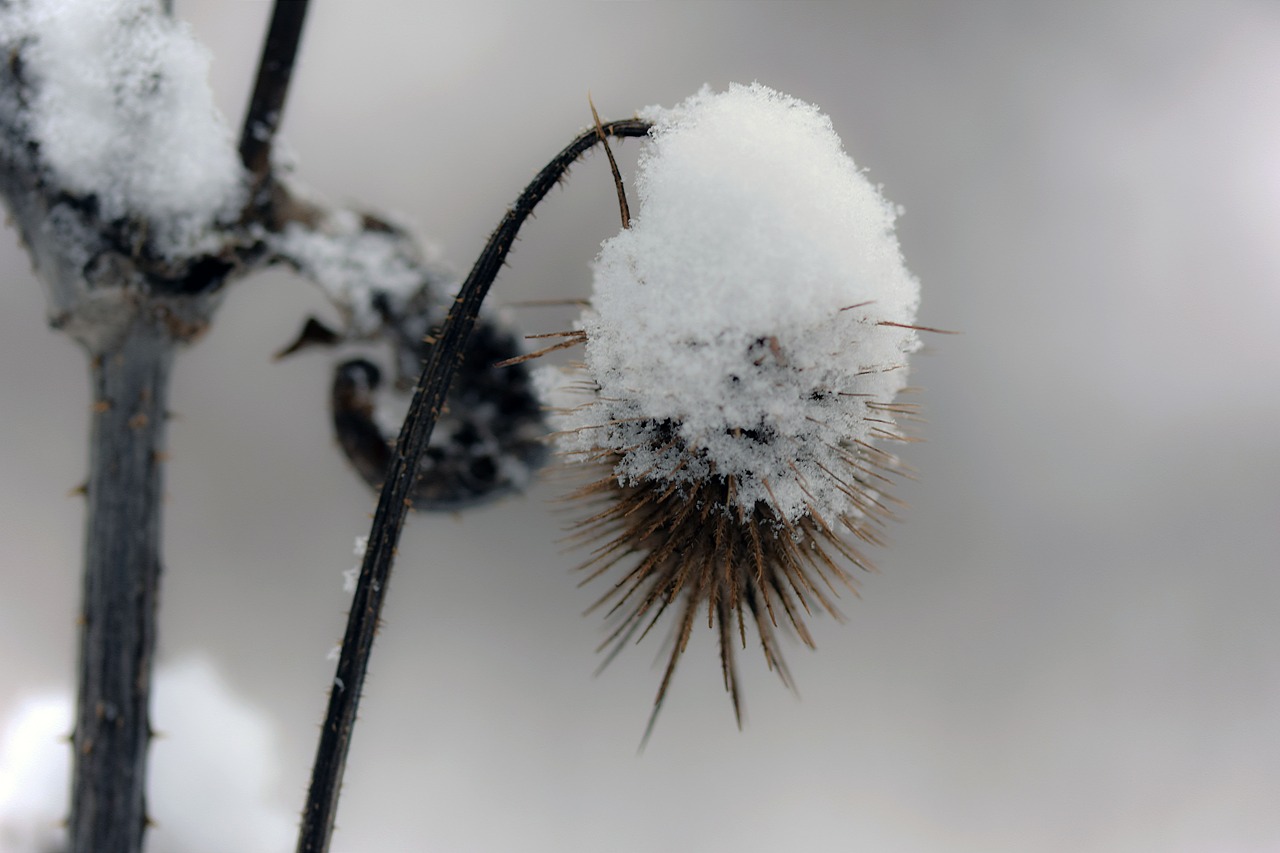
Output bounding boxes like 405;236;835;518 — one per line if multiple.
69;324;175;853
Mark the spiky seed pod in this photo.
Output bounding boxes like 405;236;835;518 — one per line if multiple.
267;196;549;510
270;204;549;510
539;83;928;739
563;438;907;724
548;335;915;741
331;296;548;511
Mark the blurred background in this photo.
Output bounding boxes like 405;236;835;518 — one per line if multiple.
2;2;1279;851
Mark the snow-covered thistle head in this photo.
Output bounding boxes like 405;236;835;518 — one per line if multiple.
543;83;926;738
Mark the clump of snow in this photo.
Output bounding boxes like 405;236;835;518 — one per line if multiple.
0;696;65;853
0;657;293;853
272;208;445;337
0;0;245;256
547;83;922;524
148;659;294;853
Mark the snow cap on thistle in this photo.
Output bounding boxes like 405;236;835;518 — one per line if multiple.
558;82;922;526
541;83;927;739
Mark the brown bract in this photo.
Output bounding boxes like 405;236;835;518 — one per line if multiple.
553;416;909;745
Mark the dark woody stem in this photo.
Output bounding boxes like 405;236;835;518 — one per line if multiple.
295;117;653;853
239;0;310;185
69;324;175;853
67;6;309;849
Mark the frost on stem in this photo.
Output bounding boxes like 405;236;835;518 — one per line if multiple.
0;0;245;258
540;83;927;738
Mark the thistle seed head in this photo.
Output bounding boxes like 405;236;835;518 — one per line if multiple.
540;83;928;740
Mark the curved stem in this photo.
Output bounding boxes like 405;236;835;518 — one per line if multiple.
70;326;175;853
295;117;653;853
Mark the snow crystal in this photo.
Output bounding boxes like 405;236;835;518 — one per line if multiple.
548;83;922;524
0;0;245;256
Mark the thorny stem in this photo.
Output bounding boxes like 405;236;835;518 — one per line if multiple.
62;6;308;848
239;0;310;186
70;324;175;853
295;117;653;853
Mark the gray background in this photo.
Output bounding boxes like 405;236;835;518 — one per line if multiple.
2;2;1279;851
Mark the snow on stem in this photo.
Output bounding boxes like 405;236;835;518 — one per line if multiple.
0;0;246;258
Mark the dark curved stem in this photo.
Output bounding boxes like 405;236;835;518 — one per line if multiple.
239;0;310;184
295;117;653;853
